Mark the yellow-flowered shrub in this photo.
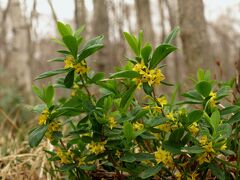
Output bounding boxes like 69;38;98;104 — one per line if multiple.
29;22;238;179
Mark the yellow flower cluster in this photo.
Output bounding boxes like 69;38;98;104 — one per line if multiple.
156;123;171;132
209;91;217;107
166;112;176;121
74;62;89;74
199;135;215;153
156;96;167;107
64;55;89;74
133;60;165;86
77;156;86;166
154;147;173;168
197;135;215;164
38;109;49;125
45;121;61;141
56;148;72;164
115;150;121;158
107;116;117;129
188;122;199;136
133;122;144;131
88;141;107;155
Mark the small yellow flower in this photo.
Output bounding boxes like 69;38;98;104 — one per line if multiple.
209;91;217;107
188;122;199;136
156;96;167;107
64;55;74;69
220;143;227;150
154;147;173;168
187;171;199;180
199;135;208;145
133;122;144;131
166;112;176;121
45;121;61;140
115;150;121;158
56;148;71;164
203;142;215;153
107;116;117;129
74;63;89;74
156;123;171;132
175;171;182;180
77;156;86;166
152;106;162;113
132;61;165;86
38;109;49;125
143;105;151;110
132;60;146;75
87;141;107;155
197;152;211;165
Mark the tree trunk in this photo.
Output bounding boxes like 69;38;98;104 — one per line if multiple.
135;0;154;43
178;0;213;76
74;0;86;28
92;0;109;72
8;0;32;101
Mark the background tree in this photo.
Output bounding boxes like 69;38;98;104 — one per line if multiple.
178;0;213;77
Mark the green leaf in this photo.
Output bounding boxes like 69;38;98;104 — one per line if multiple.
168;128;185;144
48;57;64;62
29;125;48;147
85;35;104;47
120;84;137;109
79;164;96;171
78;44;104;62
142;82;153;96
64;69;75;88
123;121;135;141
209;163;225;180
35;68;70;80
138;30;143;52
187;110;203;125
120;153;136;162
138;164;162;179
164;26;180;44
32;85;44;102
90;72;105;83
149;44;177;69
44;85;54;107
210;110;220;131
181;145;204;154
228;112;240;124
141;44;152;66
195;81;212;97
110;70;140;79
62;35;78;58
123;32;139;55
74;25;85;38
220;105;240;116
57;22;72;37
182;90;203;101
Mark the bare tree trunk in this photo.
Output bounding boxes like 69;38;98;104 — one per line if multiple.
8;0;32;101
75;0;86;27
165;0;184;83
135;0;154;43
178;0;213;76
92;0;109;72
0;0;11;65
47;0;58;24
158;0;166;42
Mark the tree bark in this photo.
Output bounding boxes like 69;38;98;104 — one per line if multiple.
178;0;213;76
75;0;86;27
92;0;109;72
8;0;32;100
135;0;154;43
